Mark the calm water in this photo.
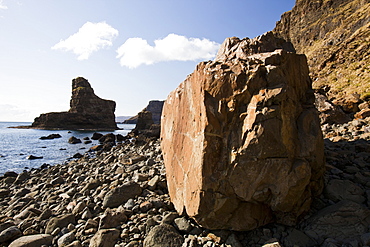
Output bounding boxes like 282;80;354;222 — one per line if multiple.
0;122;135;175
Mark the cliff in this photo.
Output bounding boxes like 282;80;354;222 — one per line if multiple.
273;0;370;110
123;100;164;124
31;77;118;130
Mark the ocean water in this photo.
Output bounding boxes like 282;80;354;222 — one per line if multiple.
0;122;135;175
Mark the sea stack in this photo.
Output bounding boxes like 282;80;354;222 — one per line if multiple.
161;32;325;231
31;77;118;130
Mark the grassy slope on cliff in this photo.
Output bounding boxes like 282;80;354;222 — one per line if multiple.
274;0;370;101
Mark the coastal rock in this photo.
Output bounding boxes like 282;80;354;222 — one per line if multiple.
27;155;43;160
124;100;164;125
45;214;75;234
324;179;365;204
135;111;153;131
89;228;120;247
31;77;118;130
314;91;350;124
91;133;103;140
0;226;22;243
102;181;142;208
143;224;183;247
57;231;76;247
68;137;82;144
39;134;62;140
8;234;53;247
161;32;325;231
304;200;370;244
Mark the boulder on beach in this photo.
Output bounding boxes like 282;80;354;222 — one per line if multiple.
161;32;325;231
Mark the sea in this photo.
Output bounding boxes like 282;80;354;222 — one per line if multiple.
0;122;135;176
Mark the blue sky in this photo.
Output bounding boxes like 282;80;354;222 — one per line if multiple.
0;0;295;121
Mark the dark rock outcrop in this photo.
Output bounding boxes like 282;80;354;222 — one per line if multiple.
124;100;164;125
161;32;325;231
127;100;165;140
31;77;118;130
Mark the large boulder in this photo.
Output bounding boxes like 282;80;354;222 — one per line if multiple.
161;32;325;231
31;77;118;130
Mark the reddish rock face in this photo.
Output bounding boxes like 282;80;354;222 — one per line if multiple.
161;33;325;231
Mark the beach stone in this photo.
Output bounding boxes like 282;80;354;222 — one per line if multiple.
174;217;192;233
65;240;82;247
0;222;15;232
304;200;370;243
91;133;103;140
89;228;120;247
84;219;99;231
161;33;325;230
8;234;53;247
324;179;365;204
262;241;282;247
4;171;18;177
57;231;75;247
143;223;184;247
102;181;142;208
283;229;316;247
72;201;86;215
45;214;76;234
225;233;243;247
147;175;160;190
81;179;101;192
99;208;127;229
51;177;65;185
81;208;92;220
0;226;22;243
14;188;30;197
3;176;16;184
38;208;52;221
68;137;82;144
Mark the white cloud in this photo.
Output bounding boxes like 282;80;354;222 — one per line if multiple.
52;21;118;60
116;33;220;69
0;0;8;9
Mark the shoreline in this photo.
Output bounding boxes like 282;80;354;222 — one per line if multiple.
0;118;369;246
8;125;122;131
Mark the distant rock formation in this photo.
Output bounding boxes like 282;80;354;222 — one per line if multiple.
273;0;370;118
31;77;118;130
123;100;164;125
127;101;165;140
161;32;325;231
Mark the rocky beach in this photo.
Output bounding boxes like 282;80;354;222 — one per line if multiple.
1;0;369;246
0;115;369;247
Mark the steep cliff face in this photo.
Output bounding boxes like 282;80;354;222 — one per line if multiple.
31;77;117;130
274;0;370;104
